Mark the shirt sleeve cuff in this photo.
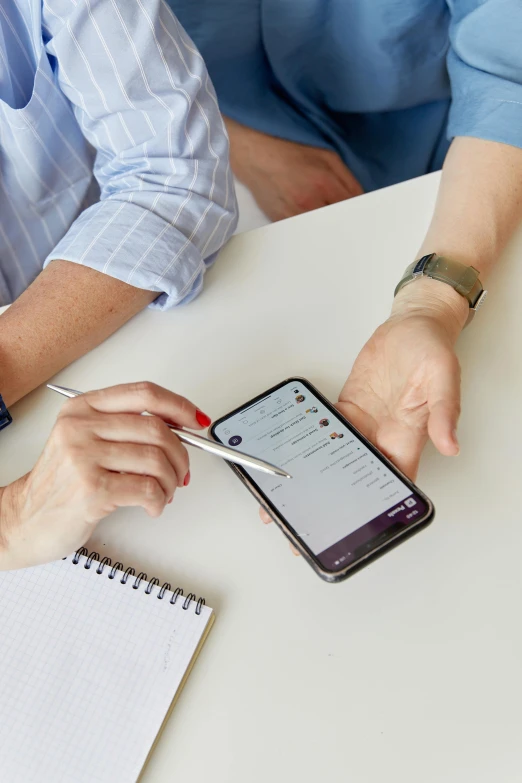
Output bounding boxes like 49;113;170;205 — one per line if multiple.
448;96;522;151
44;200;211;310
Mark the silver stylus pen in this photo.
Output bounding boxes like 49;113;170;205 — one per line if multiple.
47;384;292;479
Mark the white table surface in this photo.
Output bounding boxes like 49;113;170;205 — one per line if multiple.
2;171;522;783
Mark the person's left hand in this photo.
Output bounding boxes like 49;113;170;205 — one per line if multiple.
259;279;469;542
340;278;469;480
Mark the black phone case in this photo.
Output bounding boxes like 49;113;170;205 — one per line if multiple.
211;377;435;583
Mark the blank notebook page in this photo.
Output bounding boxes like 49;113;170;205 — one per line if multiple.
0;552;214;783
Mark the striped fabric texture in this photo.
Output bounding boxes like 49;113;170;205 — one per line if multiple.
0;0;237;308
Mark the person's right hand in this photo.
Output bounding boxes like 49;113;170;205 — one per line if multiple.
0;382;211;570
225;117;363;221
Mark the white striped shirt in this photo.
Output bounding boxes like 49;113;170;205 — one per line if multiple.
0;0;237;308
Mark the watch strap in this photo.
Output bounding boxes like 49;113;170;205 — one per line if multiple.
0;393;12;432
394;253;487;311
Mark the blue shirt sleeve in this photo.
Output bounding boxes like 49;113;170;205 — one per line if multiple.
41;0;237;309
447;0;522;149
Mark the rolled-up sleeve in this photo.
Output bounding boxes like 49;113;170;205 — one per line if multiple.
447;0;522;150
42;0;237;309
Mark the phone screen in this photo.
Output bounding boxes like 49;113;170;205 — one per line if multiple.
212;379;431;573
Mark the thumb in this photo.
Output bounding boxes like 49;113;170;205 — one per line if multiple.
427;356;461;456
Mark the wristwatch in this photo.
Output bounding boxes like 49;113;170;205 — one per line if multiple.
0;393;12;432
394;253;487;323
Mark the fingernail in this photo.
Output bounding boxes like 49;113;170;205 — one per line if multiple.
196;410;211;427
168;496;174;504
184;471;191;487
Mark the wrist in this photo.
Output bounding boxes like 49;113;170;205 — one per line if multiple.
391;277;469;340
0;477;26;569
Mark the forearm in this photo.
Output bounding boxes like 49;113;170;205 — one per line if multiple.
419;137;522;275
0;261;154;406
394;137;522;331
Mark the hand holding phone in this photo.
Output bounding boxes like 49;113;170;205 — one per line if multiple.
211;378;434;582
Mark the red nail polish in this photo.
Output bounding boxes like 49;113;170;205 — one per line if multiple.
184;471;191;487
196;410;211;427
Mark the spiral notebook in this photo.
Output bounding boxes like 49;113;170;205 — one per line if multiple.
0;548;214;783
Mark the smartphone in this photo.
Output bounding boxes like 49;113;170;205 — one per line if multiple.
210;378;434;583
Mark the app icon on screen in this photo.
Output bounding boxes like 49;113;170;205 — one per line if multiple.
228;435;242;447
306;407;318;414
319;418;330;428
295;395;305;403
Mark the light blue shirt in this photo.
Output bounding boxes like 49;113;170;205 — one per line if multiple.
170;0;522;193
0;0;237;308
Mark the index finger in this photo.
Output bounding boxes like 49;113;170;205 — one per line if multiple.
81;381;211;429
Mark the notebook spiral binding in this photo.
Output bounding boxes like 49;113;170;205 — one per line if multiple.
70;547;205;615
